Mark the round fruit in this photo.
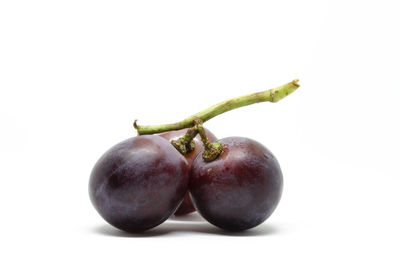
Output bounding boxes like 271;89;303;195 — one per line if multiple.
89;135;189;232
190;136;283;231
160;128;217;215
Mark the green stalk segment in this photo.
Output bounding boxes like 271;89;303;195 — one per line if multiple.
134;79;299;135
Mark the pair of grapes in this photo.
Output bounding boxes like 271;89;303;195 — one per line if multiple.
89;129;282;232
89;80;299;233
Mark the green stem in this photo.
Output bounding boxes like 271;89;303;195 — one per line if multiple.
170;126;198;155
195;121;224;162
134;79;299;135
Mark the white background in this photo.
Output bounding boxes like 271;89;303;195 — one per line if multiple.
1;0;399;264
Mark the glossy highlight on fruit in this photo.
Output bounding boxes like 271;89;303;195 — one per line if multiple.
190;137;283;231
160;128;217;215
89;135;189;232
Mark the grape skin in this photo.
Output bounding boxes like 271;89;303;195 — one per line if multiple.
190;136;283;231
89;135;189;232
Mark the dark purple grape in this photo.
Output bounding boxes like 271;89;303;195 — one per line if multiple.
173;193;195;216
160;128;217;215
190;137;283;231
89;135;189;232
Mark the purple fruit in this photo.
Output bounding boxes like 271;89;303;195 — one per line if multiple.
190;136;283;231
89;135;189;232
